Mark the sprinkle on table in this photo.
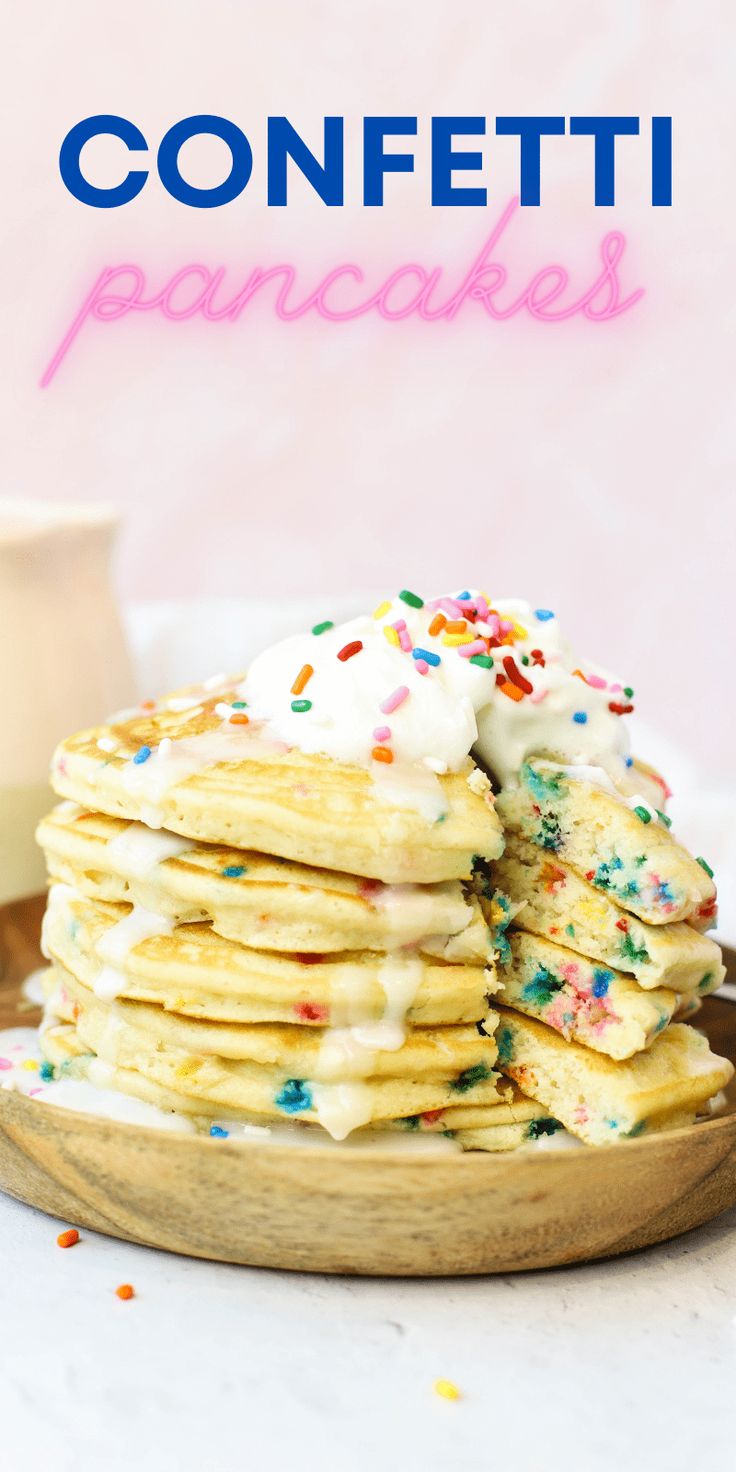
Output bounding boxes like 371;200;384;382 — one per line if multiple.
398;589;424;608
291;664;314;696
311;620;334;636
337;640;363;662
57;1228;80;1249
434;1379;462;1401
115;1284;135;1301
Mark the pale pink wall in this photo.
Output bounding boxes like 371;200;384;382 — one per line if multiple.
3;0;733;775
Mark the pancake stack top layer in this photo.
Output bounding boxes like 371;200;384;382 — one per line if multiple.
36;589;732;1148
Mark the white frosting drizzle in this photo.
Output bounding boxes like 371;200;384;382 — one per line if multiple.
21;968;48;1007
312;951;424;1138
107;822;196;878
92;966;127;1002
92;903;174;1000
317;954;424;1080
309;1081;373;1140
115;729;288;827
372;881;464;944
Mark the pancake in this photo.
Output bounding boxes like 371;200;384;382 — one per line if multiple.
40;1006;552;1149
496;760;716;926
452;1121;565;1151
49;685;504;883
674;994;703;1022
42;886;495;1028
492;835;724;992
399;1090;550;1132
40;974;503;1140
49;967;499;1083
494;1005;733;1145
37;804;491;960
496;930;681;1061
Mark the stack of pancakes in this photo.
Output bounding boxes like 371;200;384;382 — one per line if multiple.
34;680;733;1150
36;687;559;1149
484;759;732;1144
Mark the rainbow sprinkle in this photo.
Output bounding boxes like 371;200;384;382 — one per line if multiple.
380;686;409;714
434;1380;462;1402
291;664;313;696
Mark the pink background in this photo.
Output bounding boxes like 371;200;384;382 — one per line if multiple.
3;1;733;776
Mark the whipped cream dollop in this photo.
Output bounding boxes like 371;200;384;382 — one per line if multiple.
240;591;638;793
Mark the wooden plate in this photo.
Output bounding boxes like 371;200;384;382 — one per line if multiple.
1;896;735;1275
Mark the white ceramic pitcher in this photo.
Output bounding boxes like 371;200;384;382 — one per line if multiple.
0;501;135;902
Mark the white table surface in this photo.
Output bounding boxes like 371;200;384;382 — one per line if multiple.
1;1188;734;1472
